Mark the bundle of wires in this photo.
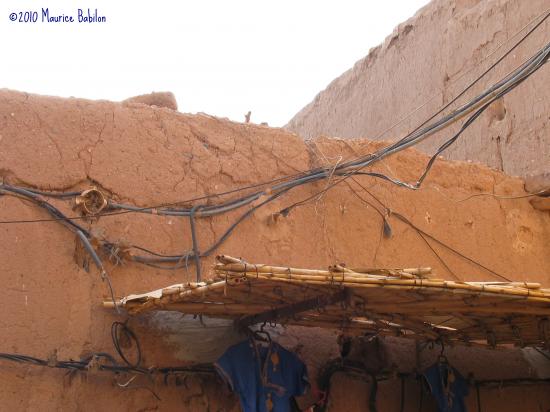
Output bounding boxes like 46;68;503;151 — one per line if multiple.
0;32;548;276
0;351;215;377
0;321;215;377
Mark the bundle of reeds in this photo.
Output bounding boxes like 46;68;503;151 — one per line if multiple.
104;255;550;348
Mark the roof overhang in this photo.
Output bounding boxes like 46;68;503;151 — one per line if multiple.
104;255;550;348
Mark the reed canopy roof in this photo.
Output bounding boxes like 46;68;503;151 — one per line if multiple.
105;255;550;348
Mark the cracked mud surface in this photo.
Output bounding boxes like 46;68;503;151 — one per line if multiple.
287;0;550;178
0;88;549;410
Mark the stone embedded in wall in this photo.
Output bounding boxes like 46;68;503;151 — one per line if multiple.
122;91;178;110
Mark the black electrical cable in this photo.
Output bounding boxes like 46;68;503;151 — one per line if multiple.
3;346;550;397
130;186;294;268
2;172;517;284
303;12;550;174
390;212;511;281
76;230;119;312
0;40;538;224
1;184;185;263
279;40;550;215
387;9;550;155
2;15;549;226
347;180;510;281
0;39;546;225
413;61;539;188
0;185;90;235
9;10;549;222
129;245;187;258
21;188;81;198
0;352;215;376
189;205;203;282
0;37;548;279
111;321;142;368
0;322;215;380
368;8;550;144
0;163;521;282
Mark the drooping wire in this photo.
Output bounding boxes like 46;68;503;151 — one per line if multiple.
392;9;550;144
1;38;547;227
111;321;142;368
76;230;119;313
279;39;550;215
347;181;510;281
0;33;547;278
3;35;549;227
1;10;549;226
369;8;550;143
0;323;213;377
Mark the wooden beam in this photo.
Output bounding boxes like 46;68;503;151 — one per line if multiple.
238;288;350;327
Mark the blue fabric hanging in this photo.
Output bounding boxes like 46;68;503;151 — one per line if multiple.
215;339;309;412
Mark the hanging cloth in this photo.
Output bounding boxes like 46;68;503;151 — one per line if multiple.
215;338;309;412
423;361;469;412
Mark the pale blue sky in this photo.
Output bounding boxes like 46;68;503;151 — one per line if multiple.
1;0;430;126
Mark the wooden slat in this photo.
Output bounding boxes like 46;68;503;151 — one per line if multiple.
104;256;550;348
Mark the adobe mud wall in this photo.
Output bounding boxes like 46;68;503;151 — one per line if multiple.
287;0;550;179
0;89;549;410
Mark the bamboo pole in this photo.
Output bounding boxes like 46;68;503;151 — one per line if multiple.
104;256;550;347
215;260;543;298
214;262;550;299
226;273;550;302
